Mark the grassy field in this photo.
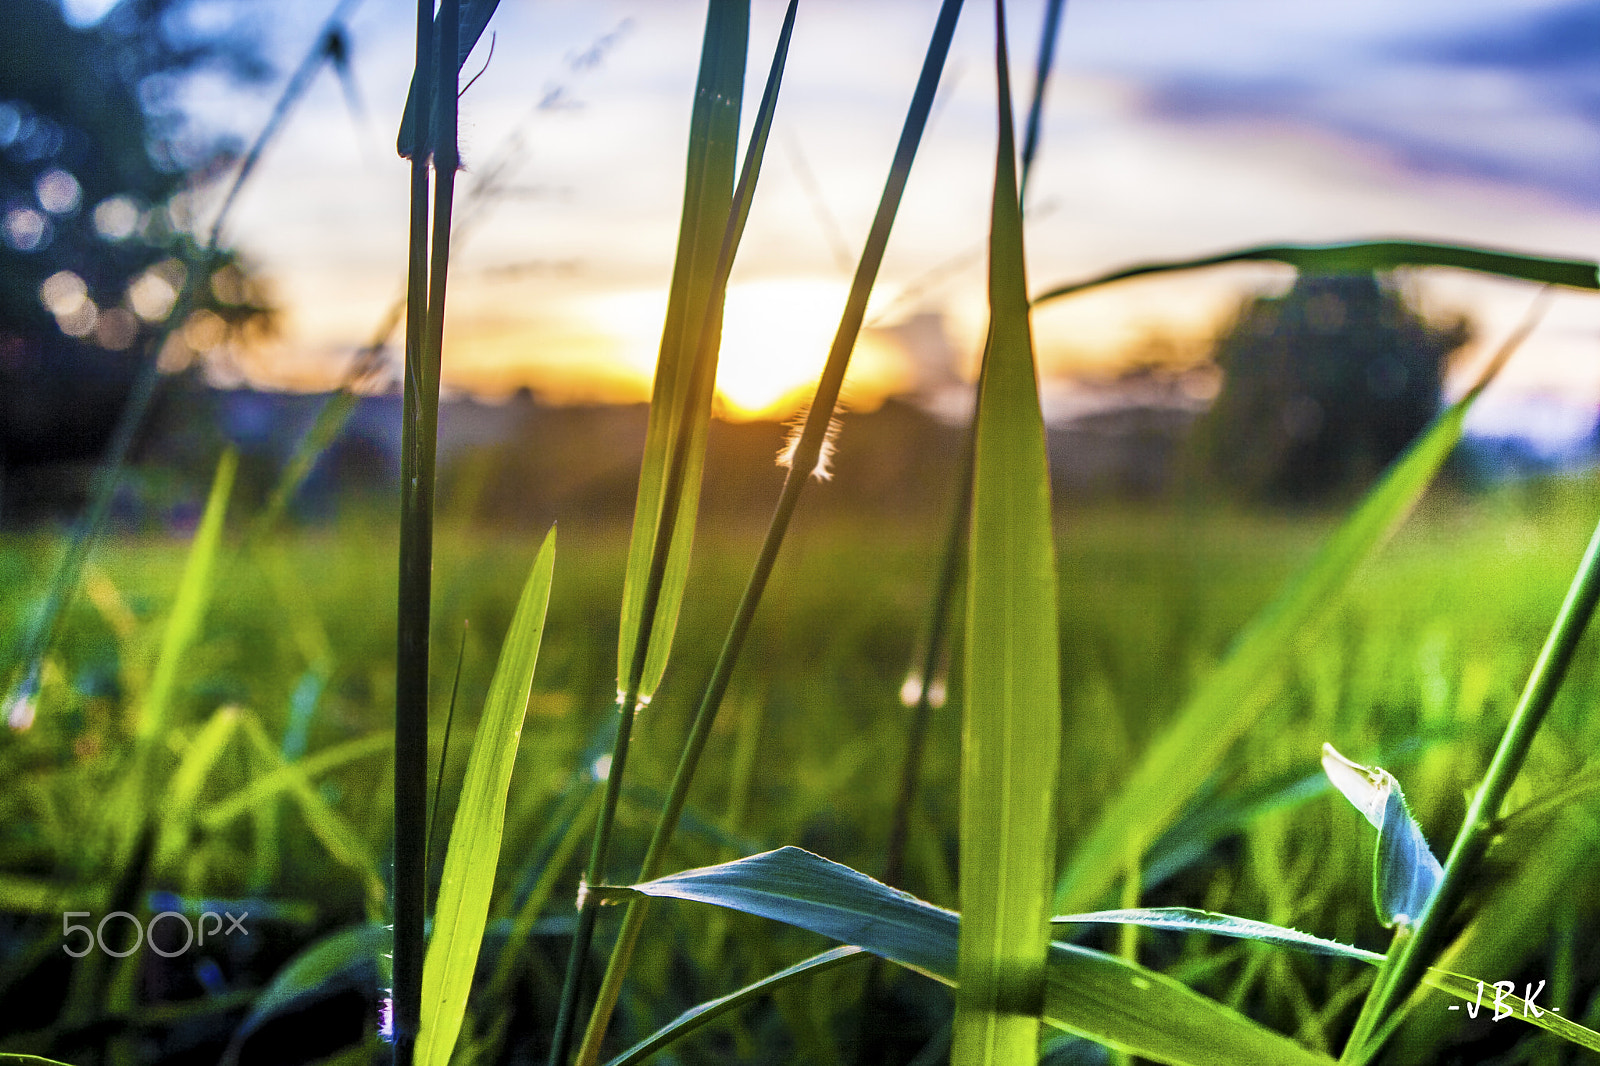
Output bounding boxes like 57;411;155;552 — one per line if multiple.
4;478;1599;1063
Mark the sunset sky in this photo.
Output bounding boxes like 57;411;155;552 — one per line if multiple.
86;0;1600;430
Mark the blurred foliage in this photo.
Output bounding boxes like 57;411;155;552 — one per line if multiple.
1196;273;1471;503
0;0;273;495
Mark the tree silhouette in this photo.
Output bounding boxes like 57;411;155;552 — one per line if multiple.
1196;272;1471;503
0;0;271;493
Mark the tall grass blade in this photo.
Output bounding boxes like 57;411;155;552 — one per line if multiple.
573;4;967;1062
1343;503;1600;1062
397;0;506;160
603;947;868;1066
418;528;556;1066
1053;298;1548;913
615;0;749;709
139;448;237;744
549;5;754;1062
1032;239;1599;306
955;3;1062;1063
606;847;1334;1066
1051;908;1600;1053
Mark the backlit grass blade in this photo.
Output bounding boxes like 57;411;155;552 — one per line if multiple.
956;3;1062;1063
139;448;236;743
397;0;506;160
603;947;868;1066
1051;907;1600;1054
552;5;755;1062
1032;239;1599;307
605;847;1333;1066
573;4;967;1062
1053;297;1549;914
615;0;749;709
418;527;555;1066
1344;501;1600;1063
200;731;393;830
237;715;387;913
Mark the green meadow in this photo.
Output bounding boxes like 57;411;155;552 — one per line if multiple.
6;0;1600;1064
5;480;1600;1063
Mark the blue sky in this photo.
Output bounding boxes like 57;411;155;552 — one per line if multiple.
117;0;1600;424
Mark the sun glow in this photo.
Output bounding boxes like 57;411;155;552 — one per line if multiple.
588;277;911;420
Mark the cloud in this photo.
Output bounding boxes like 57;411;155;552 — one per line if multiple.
1132;0;1600;209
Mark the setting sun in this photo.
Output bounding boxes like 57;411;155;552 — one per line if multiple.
587;276;913;420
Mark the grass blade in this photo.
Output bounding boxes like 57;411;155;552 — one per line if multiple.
139;448;236;743
605;847;1333;1066
615;0;749;710
1343;502;1600;1062
1053;297;1549;914
603;947;868;1066
1032;239;1599;307
573;5;967;1062
1051;908;1600;1054
418;527;556;1066
955;4;1062;1063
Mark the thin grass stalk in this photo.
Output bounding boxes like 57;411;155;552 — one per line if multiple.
1342;488;1600;1062
5;0;357;707
392;0;448;1055
426;622;470;911
573;5;965;1062
882;0;1063;902
548;9;789;1061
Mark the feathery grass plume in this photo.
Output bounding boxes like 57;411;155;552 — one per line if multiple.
776;403;842;481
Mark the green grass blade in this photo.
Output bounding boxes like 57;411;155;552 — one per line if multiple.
199;731;393;831
573;5;967;1063
220;923;390;1066
956;4;1062;1063
139;448;236;743
418;528;556;1066
153;706;242;873
1050;908;1600;1054
602;947;868;1066
1344;502;1600;1062
607;847;1333;1066
1032;239;1599;307
236;715;387;913
1053;299;1546;913
616;0;749;708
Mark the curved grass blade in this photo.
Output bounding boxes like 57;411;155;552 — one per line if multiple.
220;922;390;1066
1320;745;1441;929
1344;501;1600;1063
418;528;556;1066
236;714;387;912
603;947;867;1066
574;5;968;1063
397;0;506;159
139;448;237;743
615;0;750;711
1053;908;1382;963
1048;907;1600;1054
550;5;755;1062
1053;296;1550;914
200;731;394;831
955;3;1062;1062
602;847;1332;1066
1033;239;1599;307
